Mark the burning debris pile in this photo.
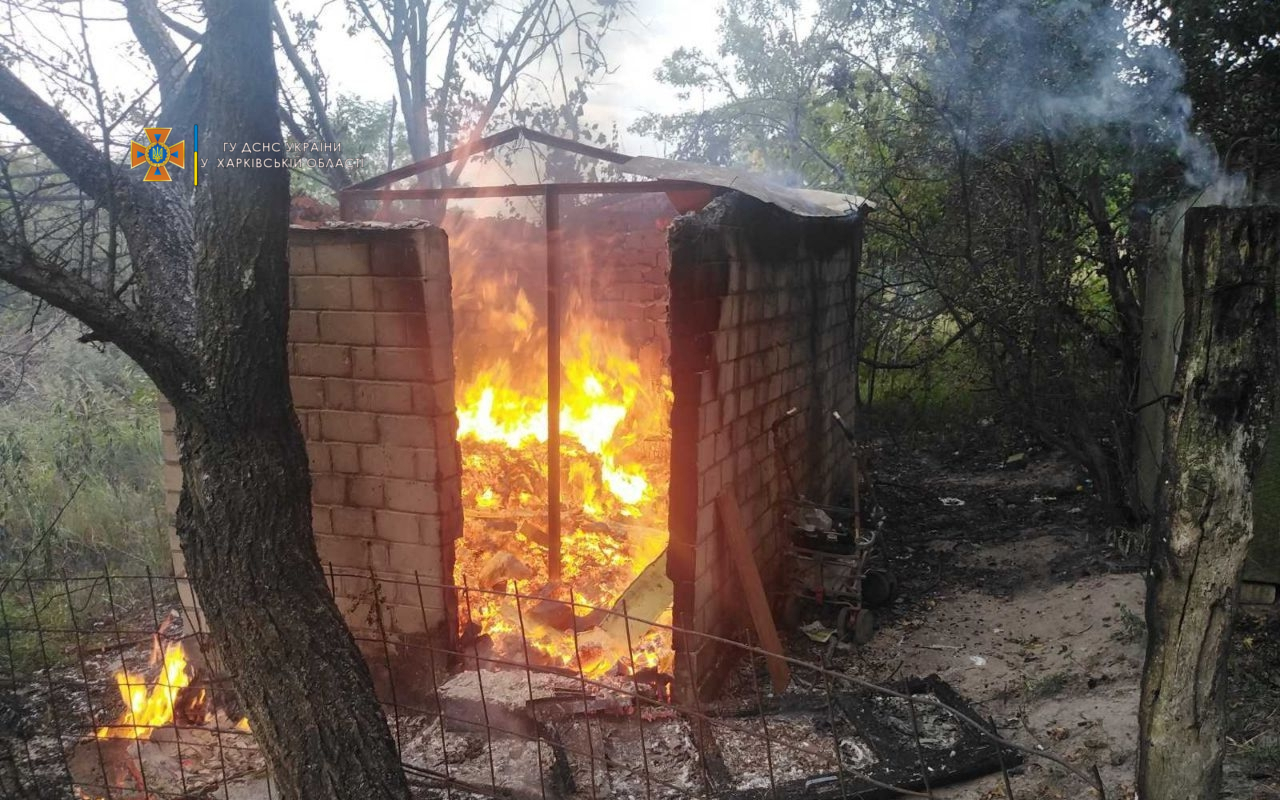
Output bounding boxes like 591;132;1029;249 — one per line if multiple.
448;213;675;678
67;626;261;800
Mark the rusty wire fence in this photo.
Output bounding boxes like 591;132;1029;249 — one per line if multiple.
0;570;1107;800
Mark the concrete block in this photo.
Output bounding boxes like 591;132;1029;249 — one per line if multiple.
374;509;423;543
163;463;183;492
414;449;438;481
344;275;375;311
384;479;438;514
354;382;414;414
290;377;324;408
162;432;180;462
319;311;376;345
329;443;361;473
311;506;335;538
411;381;454;416
292;276;352;310
288;242;317;275
419;514;444;547
288;311;319;342
316;534;373;570
374;277;425;312
306;443;330;473
291;344;351;378
347;476;386;508
373;313;412;347
320;411;379;444
374;349;427;382
359;445;418;479
331;506;375;538
368;238;416;278
351;347;377;379
385;542;441;578
311;474;346;505
378;415;434;448
314;242;371;276
322;378;355;410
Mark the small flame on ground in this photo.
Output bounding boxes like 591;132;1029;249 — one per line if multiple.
95;640;251;740
96;641;192;741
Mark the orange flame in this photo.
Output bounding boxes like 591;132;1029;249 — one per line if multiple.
450;213;674;676
95;641;193;740
95;641;251;740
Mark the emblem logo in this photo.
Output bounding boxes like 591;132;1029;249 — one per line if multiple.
129;127;186;182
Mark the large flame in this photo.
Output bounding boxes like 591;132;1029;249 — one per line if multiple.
450;212;674;677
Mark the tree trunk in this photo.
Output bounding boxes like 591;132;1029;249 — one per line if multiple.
174;409;409;799
179;1;412;798
0;1;417;795
1138;206;1279;800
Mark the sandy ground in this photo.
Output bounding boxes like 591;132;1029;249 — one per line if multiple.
790;440;1280;800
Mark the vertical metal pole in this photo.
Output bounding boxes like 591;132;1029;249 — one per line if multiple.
545;186;563;583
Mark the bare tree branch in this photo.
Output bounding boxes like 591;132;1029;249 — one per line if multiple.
0;62;196;352
0;233;192;393
123;0;191;103
272;2;351;189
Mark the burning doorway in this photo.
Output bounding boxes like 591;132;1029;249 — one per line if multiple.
444;192;678;679
163;127;869;701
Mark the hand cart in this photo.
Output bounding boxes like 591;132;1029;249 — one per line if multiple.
770;408;896;663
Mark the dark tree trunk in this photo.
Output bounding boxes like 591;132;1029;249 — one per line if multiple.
176;1;412;797
0;2;413;793
174;413;409;799
1138;206;1279;800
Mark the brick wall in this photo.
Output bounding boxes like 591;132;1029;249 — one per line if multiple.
446;194;673;363
666;193;863;700
564;194;676;360
163;222;461;700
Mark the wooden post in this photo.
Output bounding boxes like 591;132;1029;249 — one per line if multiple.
1138;206;1279;800
716;488;790;694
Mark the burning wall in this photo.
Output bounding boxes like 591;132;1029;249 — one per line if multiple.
162;192;864;702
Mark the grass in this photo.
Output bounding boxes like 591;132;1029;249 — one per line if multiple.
1026;670;1071;699
0;314;170;676
1113;605;1147;644
1234;736;1280;779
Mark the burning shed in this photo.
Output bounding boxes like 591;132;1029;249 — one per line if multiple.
162;127;869;703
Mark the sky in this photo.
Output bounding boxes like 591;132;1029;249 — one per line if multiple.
305;0;725;157
3;0;725;159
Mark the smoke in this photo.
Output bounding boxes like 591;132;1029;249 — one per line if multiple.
923;0;1245;198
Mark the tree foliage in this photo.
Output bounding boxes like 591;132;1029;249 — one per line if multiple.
638;0;1260;515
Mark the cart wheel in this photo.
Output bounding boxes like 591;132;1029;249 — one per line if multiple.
826;606;853;663
852;608;875;644
834;606;853;639
861;571;893;608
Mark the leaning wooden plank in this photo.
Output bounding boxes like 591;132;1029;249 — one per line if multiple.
715;488;791;693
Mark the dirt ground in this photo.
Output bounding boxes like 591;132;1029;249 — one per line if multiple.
787;435;1280;799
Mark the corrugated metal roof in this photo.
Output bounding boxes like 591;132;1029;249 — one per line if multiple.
341;126;873;219
618;156;873;219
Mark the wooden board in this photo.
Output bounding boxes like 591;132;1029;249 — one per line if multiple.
715;488;791;694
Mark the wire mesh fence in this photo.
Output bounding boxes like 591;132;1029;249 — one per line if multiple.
0;569;1106;800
